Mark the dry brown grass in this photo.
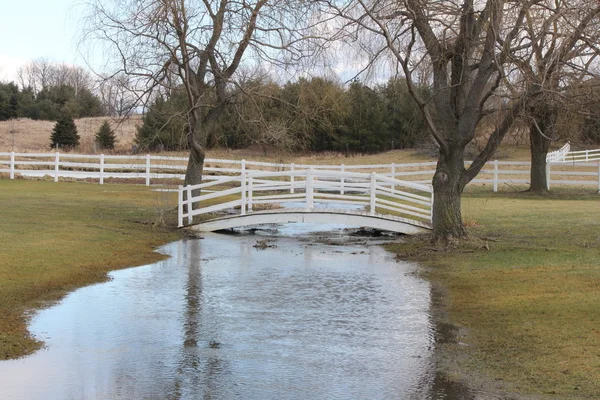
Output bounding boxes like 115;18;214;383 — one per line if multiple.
0;116;142;153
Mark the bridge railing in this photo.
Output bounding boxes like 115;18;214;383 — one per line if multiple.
178;169;433;228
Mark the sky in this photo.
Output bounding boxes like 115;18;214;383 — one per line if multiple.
0;1;383;86
0;0;87;82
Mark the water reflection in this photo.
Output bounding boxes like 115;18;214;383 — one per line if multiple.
0;228;480;399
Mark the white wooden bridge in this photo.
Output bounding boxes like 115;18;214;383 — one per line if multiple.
177;169;434;235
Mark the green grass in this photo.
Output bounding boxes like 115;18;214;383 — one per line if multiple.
388;188;600;398
0;180;183;359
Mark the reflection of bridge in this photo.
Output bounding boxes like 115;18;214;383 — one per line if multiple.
178;169;433;235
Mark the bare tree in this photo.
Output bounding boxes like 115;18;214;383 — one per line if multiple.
318;0;600;242
84;0;321;192
97;73;138;116
508;2;600;192
17;59;94;95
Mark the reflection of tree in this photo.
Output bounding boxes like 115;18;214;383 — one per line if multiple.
171;239;231;399
411;286;475;400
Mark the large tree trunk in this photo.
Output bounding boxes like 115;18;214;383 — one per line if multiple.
431;148;468;243
184;132;206;214
528;125;550;193
528;110;554;193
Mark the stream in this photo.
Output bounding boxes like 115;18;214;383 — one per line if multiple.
0;223;481;399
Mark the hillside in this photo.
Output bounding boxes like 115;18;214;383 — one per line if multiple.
0;116;142;153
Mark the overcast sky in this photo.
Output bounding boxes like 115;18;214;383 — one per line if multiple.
0;1;385;86
0;0;86;82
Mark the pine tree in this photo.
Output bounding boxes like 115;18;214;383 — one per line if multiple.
95;121;117;150
50;115;80;150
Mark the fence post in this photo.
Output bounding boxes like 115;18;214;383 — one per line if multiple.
391;163;396;193
290;163;295;194
493;160;498;192
178;186;184;227
340;164;345;195
370;172;376;216
306;168;314;211
187;186;193;224
9;152;14;179
546;163;551;190
241;159;246;176
99;154;105;185
54;152;60;182
248;174;254;213
145;154;151;186
241;172;247;216
586;150;589;162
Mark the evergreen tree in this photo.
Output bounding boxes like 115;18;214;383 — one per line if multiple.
50;115;80;149
95;121;117;150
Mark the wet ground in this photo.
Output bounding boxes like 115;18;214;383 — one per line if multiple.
0;222;489;399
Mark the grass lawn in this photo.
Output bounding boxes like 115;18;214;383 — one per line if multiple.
0;179;182;359
388;188;600;398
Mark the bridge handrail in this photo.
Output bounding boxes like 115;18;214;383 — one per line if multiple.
178;169;433;228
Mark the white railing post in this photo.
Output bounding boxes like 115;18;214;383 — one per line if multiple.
145;154;151;186
290;163;295;194
369;173;376;216
241;172;247;216
306;168;314;211
99;154;105;185
493;160;499;192
586;150;589;162
248;174;254;213
340;164;345;195
546;163;551;190
391;163;396;193
187;186;193;224
241;159;246;176
178;185;184;227
430;190;434;224
9;152;15;180
54;152;60;182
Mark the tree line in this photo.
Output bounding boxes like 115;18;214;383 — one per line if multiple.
136;76;429;154
0;60;105;121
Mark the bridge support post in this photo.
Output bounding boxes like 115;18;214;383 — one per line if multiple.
290;163;295;194
248;174;254;212
306;168;314;211
187;186;193;224
178;186;183;227
370;172;376;216
241;172;247;215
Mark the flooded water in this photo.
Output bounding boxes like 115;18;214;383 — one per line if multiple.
0;224;479;400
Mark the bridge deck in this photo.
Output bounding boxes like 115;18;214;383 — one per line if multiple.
188;208;432;235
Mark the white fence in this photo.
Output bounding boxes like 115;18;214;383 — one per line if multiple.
178;169;434;228
547;142;600;164
2;151;600;192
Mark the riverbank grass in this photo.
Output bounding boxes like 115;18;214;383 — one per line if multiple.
388;188;600;398
0;180;183;359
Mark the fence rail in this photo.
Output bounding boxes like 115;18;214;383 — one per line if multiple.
2;151;600;192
